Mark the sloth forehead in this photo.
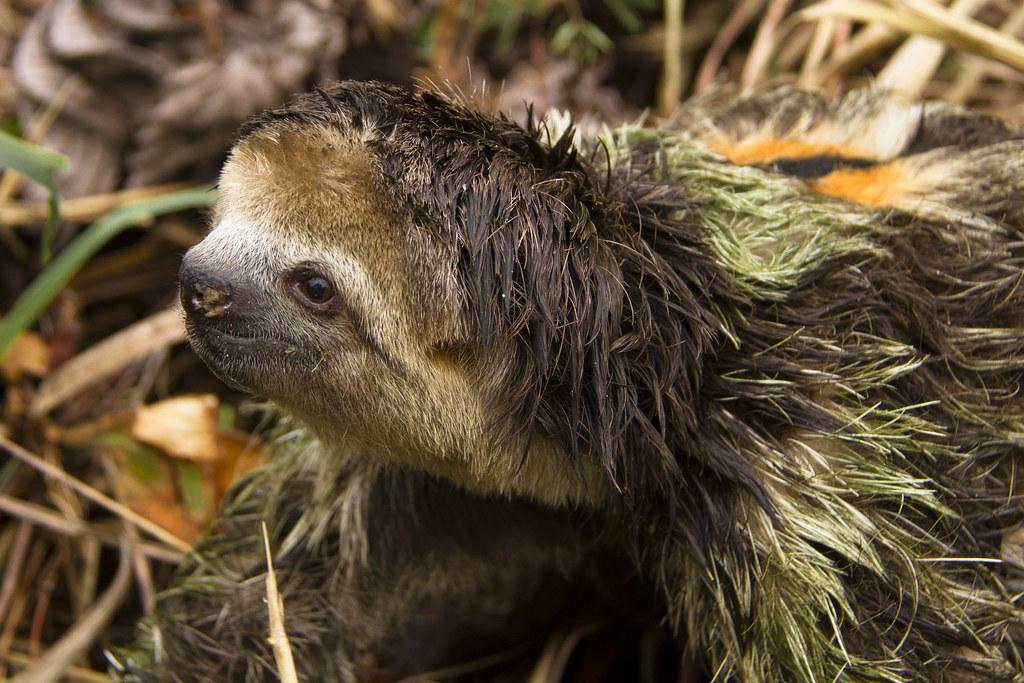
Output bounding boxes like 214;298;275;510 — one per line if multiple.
207;122;461;333
217;123;395;249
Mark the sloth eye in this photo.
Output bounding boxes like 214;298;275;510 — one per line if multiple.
286;266;338;313
301;276;332;303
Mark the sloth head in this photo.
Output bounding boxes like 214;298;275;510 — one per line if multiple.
180;82;614;504
180;81;738;508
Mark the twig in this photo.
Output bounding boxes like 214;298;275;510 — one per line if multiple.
877;0;985;98
659;0;687;116
263;521;298;683
196;0;225;60
947;3;1024;104
741;0;794;91
32;306;187;416
0;494;183;564
1;652;108;683
29;547;66;657
0;520;32;620
0;435;192;553
799;0;1024;71
799;18;836;86
695;0;764;92
818;23;900;81
0;182;197;227
8;540;132;683
131;529;158;615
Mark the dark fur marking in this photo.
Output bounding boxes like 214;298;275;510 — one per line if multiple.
768;153;878;178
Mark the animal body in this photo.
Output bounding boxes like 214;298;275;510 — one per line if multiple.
117;82;1024;682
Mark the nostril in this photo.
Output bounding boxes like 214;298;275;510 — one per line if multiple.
180;266;234;319
191;280;232;318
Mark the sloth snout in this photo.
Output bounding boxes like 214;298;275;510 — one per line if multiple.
179;259;234;320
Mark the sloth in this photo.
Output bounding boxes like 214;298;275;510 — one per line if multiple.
116;82;1024;682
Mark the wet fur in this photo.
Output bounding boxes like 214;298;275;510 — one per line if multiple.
119;83;1024;682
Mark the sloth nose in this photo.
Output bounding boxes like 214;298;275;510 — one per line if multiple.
179;260;234;320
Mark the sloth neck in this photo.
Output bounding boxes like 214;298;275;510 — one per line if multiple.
304;414;610;509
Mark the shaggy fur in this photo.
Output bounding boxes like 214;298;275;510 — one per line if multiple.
116;82;1024;682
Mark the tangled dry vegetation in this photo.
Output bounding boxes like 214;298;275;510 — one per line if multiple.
1;0;1023;681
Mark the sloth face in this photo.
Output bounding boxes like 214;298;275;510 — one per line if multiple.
179;122;594;503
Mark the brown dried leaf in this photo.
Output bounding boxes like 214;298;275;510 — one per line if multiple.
211;430;266;498
13;0;354;196
127;495;204;545
1;332;50;381
131;394;221;462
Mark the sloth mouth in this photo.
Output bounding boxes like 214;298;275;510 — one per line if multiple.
200;326;296;349
185;323;320;394
186;319;297;350
185;323;311;370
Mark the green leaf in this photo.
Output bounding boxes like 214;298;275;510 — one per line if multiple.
604;0;644;33
552;19;613;65
218;403;236;429
581;21;614;52
0;119;21;137
0;129;69;185
0;129;70;263
551;20;580;53
0;187;217;361
100;430;164;482
176;460;207;519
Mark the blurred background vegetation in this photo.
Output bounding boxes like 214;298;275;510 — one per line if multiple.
0;0;1022;680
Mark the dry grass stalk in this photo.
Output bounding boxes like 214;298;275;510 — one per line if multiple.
799;0;1024;71
7;540;130;683
817;21;901;80
0;435;192;553
0;519;33;620
0;182;198;226
741;0;795;90
262;521;298;683
775;21;816;69
0;494;182;563
31;306;187;416
1;651;108;682
659;0;684;116
195;0;225;61
695;0;764;91
877;0;986;97
395;645;534;683
659;0;687;115
946;2;1024;103
799;18;836;85
0;537;47;660
525;624;604;683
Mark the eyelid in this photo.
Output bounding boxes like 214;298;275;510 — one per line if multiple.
284;263;343;315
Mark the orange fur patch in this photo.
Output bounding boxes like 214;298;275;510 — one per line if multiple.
714;138;876;165
807;162;911;207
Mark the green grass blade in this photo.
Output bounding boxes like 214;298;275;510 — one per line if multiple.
0;129;71;263
0;187;217;361
0;129;69;181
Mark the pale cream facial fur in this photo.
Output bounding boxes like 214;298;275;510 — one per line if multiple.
187;123;604;506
